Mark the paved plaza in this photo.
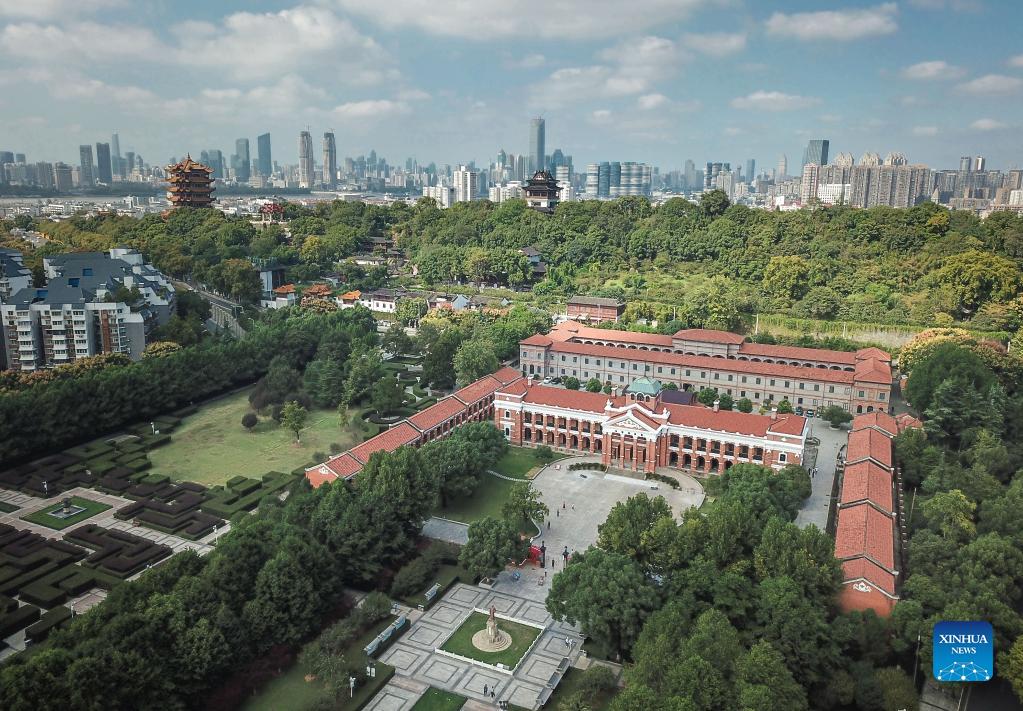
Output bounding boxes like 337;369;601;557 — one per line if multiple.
370;583;585;711
794;421;848;530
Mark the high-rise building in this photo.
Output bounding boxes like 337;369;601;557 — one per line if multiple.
974;156;986;172
884;152;907;167
800;163;820;204
322;132;337;188
833;152;855;168
959;156;973;173
14;153;25;164
704;162;729;190
585;163;600;198
95;142;112;184
777;154;788;180
298;131;315;188
860;152;881;167
598;162;610;198
125;151;136;178
745;159;756;183
78;145;95;187
53;163;73;191
684;159;697;190
802;139;829;168
257;133;272;177
234;138;250;183
453;165;480;203
529;117;545;173
111;133;120;160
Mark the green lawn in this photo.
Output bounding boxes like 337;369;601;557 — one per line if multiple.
147;388;363;486
244;616;398;711
440;612;541;669
432;474;517;524
0;501;18;513
21;496;111;530
411;688;466;711
492;446;566;480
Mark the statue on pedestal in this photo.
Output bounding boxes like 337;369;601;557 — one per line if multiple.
487;605;498;644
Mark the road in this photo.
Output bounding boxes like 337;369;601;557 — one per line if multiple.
795;419;848;530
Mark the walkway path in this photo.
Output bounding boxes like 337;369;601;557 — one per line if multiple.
794;421;847;530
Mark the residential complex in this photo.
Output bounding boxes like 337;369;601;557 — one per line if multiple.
835;411;921;617
493;379;807;474
519;321;894;414
565;295;625;323
1;249;174;370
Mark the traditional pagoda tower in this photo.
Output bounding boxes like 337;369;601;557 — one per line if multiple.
165;155;215;208
523;169;561;213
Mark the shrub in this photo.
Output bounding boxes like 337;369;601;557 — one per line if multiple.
329;442;343;454
389;555;440;599
645;472;680;489
578;665;617;699
535;445;555;462
358;592;392;625
312;451;326;462
241;412;258;431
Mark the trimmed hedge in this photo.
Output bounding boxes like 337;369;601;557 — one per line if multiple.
645;472;681;489
0;603;40;638
25;605;73;643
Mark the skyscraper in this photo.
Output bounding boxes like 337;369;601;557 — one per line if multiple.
959;156;973;173
453;165;479;203
95;142;112;184
974;156;986;172
111;133;120;160
684;159;697;190
802;140;830;168
745;159;756;183
529;117;545;174
298;131;314;188
79;145;95;186
257;133;272;177
53;162;73;191
322;132;337;188
777;154;788;180
234;138;250;183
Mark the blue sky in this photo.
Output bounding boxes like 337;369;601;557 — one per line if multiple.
1;0;1021;172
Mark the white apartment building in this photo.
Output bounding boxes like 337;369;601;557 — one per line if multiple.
0;248;32;302
453;166;480;203
488;183;523;203
422;185;455;208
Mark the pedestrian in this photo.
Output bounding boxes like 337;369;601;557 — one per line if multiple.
562;501;566;509
484;684;488;696
491;690;496;699
547;520;551;530
556;509;559;517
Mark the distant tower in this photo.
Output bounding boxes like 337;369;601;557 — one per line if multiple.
745;158;756;183
257;133;272;177
78;145;95;187
165;155;215;209
523;169;561;213
323;132;337;188
802;139;829;168
959;156;973;173
974;156;986;172
95;142;112;184
298;130;315;188
234;138;250;183
777;154;788;180
529;117;546;173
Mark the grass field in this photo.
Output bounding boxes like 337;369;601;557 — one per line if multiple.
411;688;466;711
440;612;540;668
492;446;566;479
148;389;363;486
21;496;111;530
432;474;517;524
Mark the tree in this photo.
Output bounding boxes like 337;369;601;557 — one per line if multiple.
717;392;734;410
453;339;499;386
280;401;308;442
737;397;753;413
395;298;428;325
422;328;466;389
697;388;718;407
547;548;660;658
921;489;976;541
735;640;808;711
241;412;258;431
700;189;730;218
381;322;412;356
535;445;555;462
874;667;918;711
460;517;527;581
1006;636;1023;702
343;346;383;405
585;377;602;392
563;376;580;390
776;399;794;414
502;481;550;526
370;376;405;416
597;493;674;571
763;255;810;301
821;404;853;428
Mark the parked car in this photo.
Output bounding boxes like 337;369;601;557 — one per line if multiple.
795;406;804;416
804;409;815;418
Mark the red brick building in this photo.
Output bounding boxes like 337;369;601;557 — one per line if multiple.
493;381;808;475
565;296;626;323
834;412;920;617
519;321;893;414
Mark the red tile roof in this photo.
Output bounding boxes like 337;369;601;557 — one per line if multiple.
846;428;894;469
303;283;333;297
673;328;745;345
495;378;530;397
552;321;674;347
520;385;610;413
492;366;524;384
841;557;898;597
273;284;296;295
834;502;896;571
837;577;898;617
895;413;923;431
841;461;894;513
545;340;858;384
306;469;338;488
408;397;466;431
855;347;892;362
521;334;553;347
739;342;856;364
851;411;899;437
350;421;421;463
854;358;893;384
452;375;504;405
664;403;805;437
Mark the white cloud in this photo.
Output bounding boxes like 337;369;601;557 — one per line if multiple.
682;32;747;57
957;74;1023;95
1009;54;1023;68
504;53;546;69
911;125;939;136
901;60;965;80
333;0;709;40
730;90;821;111
0;21;162;62
395;88;431;101
724;127;744;136
970;118;1007;130
766;3;898;41
332;99;409;120
175;6;395;84
0;0;123;19
589;109;613;124
638;93;668;110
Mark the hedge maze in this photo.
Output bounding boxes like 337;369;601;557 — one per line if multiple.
200;472;294;518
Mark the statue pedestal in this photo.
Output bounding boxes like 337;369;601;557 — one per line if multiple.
471;629;512;652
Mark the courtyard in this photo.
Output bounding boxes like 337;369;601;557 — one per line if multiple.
147;388;364;486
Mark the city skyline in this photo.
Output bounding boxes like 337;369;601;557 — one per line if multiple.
0;1;1021;170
